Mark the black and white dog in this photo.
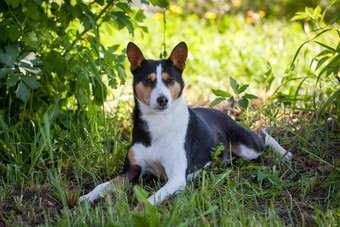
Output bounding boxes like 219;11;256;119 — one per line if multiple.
79;42;292;207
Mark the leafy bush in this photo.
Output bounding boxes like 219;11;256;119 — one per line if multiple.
0;0;146;181
0;0;146;116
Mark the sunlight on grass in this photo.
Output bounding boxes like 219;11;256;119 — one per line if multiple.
1;1;339;226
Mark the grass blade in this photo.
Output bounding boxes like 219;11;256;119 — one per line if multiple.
263;113;339;171
317;88;340;120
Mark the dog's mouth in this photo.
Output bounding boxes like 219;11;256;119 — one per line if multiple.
153;106;169;111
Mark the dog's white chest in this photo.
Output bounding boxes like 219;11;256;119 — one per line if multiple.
133;98;189;177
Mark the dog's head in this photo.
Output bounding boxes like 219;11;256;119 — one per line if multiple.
126;42;188;111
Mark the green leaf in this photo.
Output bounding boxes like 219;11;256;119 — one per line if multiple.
133;215;149;226
114;64;126;84
289;28;333;70
75;71;90;105
316;56;330;71
211;89;231;97
135;10;146;22
317;88;340;119
5;45;19;60
87;54;102;85
22;76;41;89
85;13;98;39
5;74;20;87
94;82;107;105
16;81;30;102
317;54;340;83
290;12;308;21
238;84;249;94
22;31;39;49
0;53;14;67
9;0;21;8
228;96;235;104
0;68;12;79
33;0;42;5
106;67;117;89
70;5;82;18
316;49;332;58
209;97;226;107
27;3;40;20
133;185;160;227
243;93;258;99
229;76;239;95
257;168;268;182
133;185;149;203
264;61;274;92
314;41;338;53
18;61;42;75
110;12;134;35
76;71;90;88
116;2;132;13
238;98;249;109
149;0;170;9
305;7;313;18
312;6;321;20
19;52;43;65
8;25;21;42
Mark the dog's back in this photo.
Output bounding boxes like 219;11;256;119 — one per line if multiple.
186;108;265;172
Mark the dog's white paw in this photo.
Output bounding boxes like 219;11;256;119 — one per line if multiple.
79;192;98;204
284;151;293;160
79;182;111;204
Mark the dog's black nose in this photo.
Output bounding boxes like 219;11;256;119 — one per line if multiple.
157;96;168;107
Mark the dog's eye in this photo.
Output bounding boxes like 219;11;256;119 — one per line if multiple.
166;78;174;83
143;79;152;84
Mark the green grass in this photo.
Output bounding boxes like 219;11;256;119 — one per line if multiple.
1;11;339;226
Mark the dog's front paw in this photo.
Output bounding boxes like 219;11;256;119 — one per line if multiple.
79;192;99;204
78;182;111;204
284;151;293;160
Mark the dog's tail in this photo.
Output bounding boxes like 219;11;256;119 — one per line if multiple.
259;130;292;160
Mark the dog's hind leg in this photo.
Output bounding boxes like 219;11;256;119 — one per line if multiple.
259;130;292;160
231;143;262;160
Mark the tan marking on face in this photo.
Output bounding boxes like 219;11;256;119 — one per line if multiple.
162;72;171;80
147;73;156;81
135;82;151;105
135;73;156;105
170;82;181;101
162;73;181;101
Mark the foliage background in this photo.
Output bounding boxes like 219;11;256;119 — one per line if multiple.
0;0;339;226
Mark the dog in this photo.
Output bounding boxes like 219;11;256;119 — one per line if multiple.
79;42;292;207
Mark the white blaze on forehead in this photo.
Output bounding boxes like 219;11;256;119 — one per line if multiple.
155;64;167;91
156;64;162;82
149;64;172;109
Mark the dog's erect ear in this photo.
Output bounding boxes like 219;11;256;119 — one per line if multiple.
126;42;146;72
168;42;188;71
